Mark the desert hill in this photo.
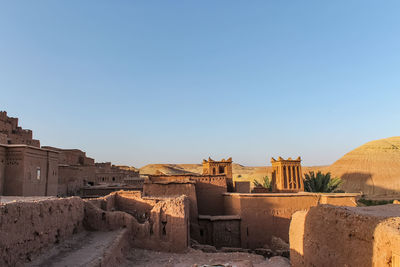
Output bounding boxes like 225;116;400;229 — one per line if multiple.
327;136;400;196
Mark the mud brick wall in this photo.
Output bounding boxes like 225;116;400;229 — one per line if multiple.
85;191;190;252
0;197;84;266
223;193;360;249
192;176;227;215
290;204;400;267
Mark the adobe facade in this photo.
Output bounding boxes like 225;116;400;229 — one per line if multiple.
203;157;233;191
42;147;142;197
0;144;58;196
94;162;140;184
0;191;190;266
271;157;304;192
0;112;59;196
42;146;96;196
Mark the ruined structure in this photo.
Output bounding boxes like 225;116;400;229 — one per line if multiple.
42;146;96;196
0;111;40;147
271;157;304;192
0;191;189;266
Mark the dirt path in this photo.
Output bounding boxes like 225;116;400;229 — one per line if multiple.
122;248;290;267
28;230;123;267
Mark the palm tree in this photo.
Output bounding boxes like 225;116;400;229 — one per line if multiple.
253;176;272;190
303;171;342;193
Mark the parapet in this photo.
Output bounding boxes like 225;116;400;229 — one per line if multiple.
271;156;301;163
203;157;233;163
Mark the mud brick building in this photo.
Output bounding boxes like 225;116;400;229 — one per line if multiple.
0;144;58;196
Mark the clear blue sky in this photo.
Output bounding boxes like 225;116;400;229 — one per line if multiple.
1;1;400;167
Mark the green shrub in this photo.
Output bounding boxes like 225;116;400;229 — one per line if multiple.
253;176;272;191
304;171;342;193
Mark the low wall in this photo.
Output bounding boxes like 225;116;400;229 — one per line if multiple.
82;186;143;198
290;204;400;267
0;197;84;266
223;192;360;249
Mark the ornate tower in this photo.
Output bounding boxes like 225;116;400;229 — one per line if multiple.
271;157;304;192
202;157;233;191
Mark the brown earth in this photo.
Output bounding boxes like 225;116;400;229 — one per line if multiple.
327;136;400;196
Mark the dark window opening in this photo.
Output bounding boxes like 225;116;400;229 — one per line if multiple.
200;229;204;236
212;168;216;175
219;166;225;174
162;221;167;235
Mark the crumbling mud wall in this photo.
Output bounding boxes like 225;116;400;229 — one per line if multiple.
290;204;400;267
84;191;190;252
223;193;360;249
147;174;228;216
143;181;199;235
0;197;84;266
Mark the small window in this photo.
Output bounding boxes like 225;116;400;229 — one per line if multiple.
36;167;41;180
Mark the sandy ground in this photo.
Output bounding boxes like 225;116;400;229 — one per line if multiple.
122;248;290;267
28;230;123;267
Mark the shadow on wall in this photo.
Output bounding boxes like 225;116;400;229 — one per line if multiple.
290;204;400;267
84;191;190;253
340;172;400;196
